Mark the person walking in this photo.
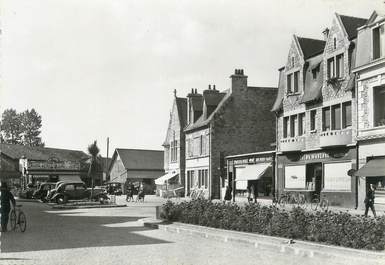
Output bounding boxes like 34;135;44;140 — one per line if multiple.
1;182;16;232
224;185;232;202
364;184;376;218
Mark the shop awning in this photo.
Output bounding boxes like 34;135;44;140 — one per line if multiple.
235;163;271;181
354;158;385;177
155;172;179;185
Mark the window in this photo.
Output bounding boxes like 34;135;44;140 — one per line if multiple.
373;25;385;60
342;101;352;128
187;139;193;158
298;113;305;136
291;56;294;67
310;110;317;131
200;135;206;155
333;37;337;50
287;74;292;93
331;104;341;130
328;58;334;78
283;117;289;138
336;54;344;78
193;137;200;157
285;165;306;189
322;107;331;131
198;170;202;187
204;169;208;189
170;136;178;162
290;115;297;137
312;69;317;79
65;184;75;191
294;71;299;92
323;162;351;191
374;86;385;127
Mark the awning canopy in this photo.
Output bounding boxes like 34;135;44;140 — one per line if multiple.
235;163;271;181
155;172;179;185
354;158;385;177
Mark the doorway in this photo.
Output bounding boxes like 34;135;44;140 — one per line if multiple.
306;163;322;196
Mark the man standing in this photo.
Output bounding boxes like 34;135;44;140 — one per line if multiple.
1;182;16;232
364;184;376;218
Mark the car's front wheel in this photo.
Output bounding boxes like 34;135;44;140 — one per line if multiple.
56;195;67;204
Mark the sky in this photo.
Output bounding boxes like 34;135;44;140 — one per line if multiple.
1;0;383;157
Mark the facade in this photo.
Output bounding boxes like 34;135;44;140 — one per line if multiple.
0;143;94;187
108;148;164;194
184;69;277;199
353;11;385;209
272;14;367;208
158;90;187;191
226;151;275;201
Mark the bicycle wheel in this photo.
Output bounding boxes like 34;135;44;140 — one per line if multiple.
278;197;286;208
18;212;27;232
310;198;319;211
9;209;17;231
297;194;307;209
320;199;329;211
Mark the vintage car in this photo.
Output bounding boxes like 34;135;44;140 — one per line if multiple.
32;182;56;202
48;182;109;204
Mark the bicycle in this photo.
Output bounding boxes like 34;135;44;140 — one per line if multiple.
276;192;308;209
9;205;27;232
310;194;329;211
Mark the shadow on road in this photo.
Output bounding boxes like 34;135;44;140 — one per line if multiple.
1;202;170;253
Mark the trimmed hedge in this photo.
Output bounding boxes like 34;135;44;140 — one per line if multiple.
160;199;385;250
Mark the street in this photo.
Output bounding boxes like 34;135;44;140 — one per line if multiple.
0;200;383;265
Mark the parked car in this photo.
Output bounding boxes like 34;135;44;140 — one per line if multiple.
49;182;109;204
106;182;123;196
33;182;56;202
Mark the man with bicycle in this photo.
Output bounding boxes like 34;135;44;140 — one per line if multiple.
1;182;16;232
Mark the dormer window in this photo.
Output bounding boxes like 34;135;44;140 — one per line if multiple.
287;71;300;94
293;71;299;92
327;53;344;79
373;24;384;60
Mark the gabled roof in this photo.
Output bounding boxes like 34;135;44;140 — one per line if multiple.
115;149;164;170
203;91;226;106
0;143;89;161
301;53;324;104
175;97;187;128
338;14;367;40
297;37;326;59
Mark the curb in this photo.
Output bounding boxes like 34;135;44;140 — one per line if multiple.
142;220;385;261
52;204;127;209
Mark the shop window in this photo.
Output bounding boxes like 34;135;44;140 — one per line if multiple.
322;107;331;131
284;165;306;189
310;109;317;131
294;71;299;93
323;162;351;191
327;57;335;79
298;113;305;136
283;117;289;138
331;104;341;130
373;25;384;60
287;74;292;93
374;85;385;127
336;54;344;78
342;101;352;128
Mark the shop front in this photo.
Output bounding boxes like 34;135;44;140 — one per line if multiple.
276;147;357;208
226;151;275;202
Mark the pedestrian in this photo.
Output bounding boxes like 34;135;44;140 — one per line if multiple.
1;182;16;232
250;185;256;203
364;184;376;218
224;185;232;202
253;183;258;203
247;185;252;203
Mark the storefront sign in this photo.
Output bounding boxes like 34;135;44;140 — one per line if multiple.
27;160;81;171
233;156;272;165
299;151;348;161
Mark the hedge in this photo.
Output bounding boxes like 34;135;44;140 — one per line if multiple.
160;199;385;250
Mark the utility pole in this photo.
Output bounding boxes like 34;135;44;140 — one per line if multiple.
106;137;109;182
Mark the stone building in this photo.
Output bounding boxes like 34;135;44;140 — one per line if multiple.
353;10;385;209
156;91;187;194
184;69;277;199
272;13;367;208
108;148;164;194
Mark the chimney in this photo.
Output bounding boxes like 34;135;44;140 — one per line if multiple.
213;85;216;90
322;28;329;41
230;69;248;94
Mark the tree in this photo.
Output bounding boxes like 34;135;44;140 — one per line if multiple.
20;109;44;146
1;109;22;144
87;140;101;199
0;108;44;146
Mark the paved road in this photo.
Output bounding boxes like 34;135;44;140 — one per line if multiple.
0;200;383;265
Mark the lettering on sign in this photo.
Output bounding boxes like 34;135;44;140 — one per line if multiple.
27;160;81;170
233;156;272;165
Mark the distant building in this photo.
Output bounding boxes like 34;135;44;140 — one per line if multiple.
272;13;367;208
158;90;187;193
353;10;385;209
0;143;99;187
184;70;277;199
108;149;164;193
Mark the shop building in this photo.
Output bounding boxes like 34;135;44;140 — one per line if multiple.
184;69;277;199
353;11;385;209
272;14;367;208
108;148;164;194
156;90;187;194
226;151;275;201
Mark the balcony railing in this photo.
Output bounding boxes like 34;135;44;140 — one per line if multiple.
319;128;352;148
280;136;306;152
